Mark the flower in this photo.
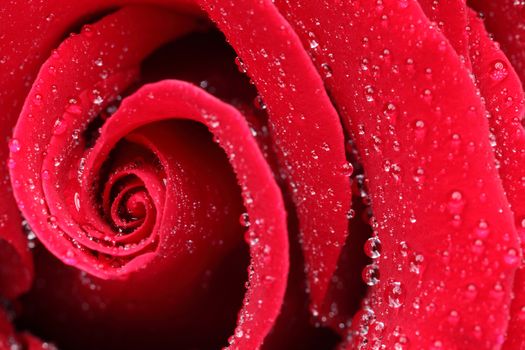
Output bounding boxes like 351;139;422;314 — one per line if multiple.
0;0;524;349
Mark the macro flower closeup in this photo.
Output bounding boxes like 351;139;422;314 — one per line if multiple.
0;0;525;349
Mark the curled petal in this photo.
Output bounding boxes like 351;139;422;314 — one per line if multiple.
10;6;288;348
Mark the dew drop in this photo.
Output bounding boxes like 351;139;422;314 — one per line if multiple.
253;95;267;111
421;89;433;104
384;102;398;122
447;310;460;325
489;60;508;82
82;24;94;37
8;139;20;153
409;253;424;274
430;340;444;350
474;219;489;238
386;280;404;308
447;190;465;214
369;320;385;338
490;282;505;299
413;167;425;183
450;214;462;228
362;264;380;286
472;239;485;254
47;216;58;229
364;85;375;102
465;283;478;301
413;120;427;140
239;212;250;227
503;248;520;267
234;57;247;73
33;93;43;106
364;236;381;259
235;329;244;338
64;249;76;265
451;133;462;150
517;306;525;321
7;158;16;169
93;95;104;106
309;39;319;50
93;57;103;67
341;162;354;177
53;118;67;135
245;229;260;247
398;241;409;258
320;63;333;78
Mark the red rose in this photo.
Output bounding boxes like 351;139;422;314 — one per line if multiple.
0;0;524;349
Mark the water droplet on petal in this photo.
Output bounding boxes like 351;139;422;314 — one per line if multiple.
239;212;250;227
362;264;380;286
93;95;104;106
517;306;525;321
474;219;489;238
53;118;67;135
47;216;58;229
447;310;460;325
253;95;267;110
364;237;381;259
386;280;404;308
398;0;409;9
64;249;77;265
234;57;247;73
341;162;354;177
8;139;20;153
94;57;103;67
448;190;465;214
465;283;478;301
421;89;433;104
413;120;427;141
503;248;520;266
472;239;485;254
235;328;243;338
430;340;444;350
409;253;424;274
489;60;508;82
490;282;505;300
320;63;333;78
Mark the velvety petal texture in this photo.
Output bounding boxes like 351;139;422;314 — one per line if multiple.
1;0;524;349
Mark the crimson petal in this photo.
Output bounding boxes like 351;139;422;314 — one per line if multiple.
8;5;288;348
199;0;353;314
466;9;525;350
274;0;519;348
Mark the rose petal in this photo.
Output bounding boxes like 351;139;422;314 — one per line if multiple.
466;9;525;349
274;0;520;347
9;5;288;349
199;0;353;314
0;0;200;304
